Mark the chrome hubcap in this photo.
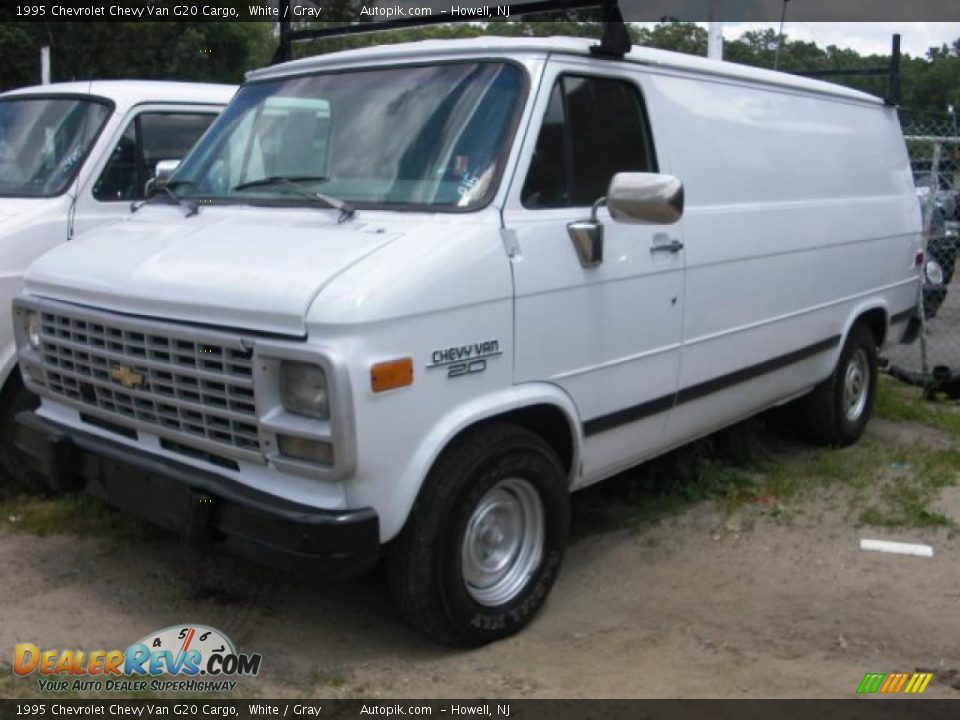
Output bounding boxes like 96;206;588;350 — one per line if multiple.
461;477;545;607
843;348;870;423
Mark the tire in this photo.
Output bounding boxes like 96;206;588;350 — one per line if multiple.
387;422;570;646
798;322;878;446
0;374;44;496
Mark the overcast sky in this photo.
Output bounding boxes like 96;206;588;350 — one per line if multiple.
636;22;960;57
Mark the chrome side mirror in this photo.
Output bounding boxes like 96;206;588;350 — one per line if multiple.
607;172;684;225
566;173;684;268
155;159;180;184
567;198;607;268
145;159;181;196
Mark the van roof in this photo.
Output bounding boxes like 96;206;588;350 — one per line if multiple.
0;80;237;111
247;35;883;106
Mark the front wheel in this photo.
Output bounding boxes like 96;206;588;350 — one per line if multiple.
387;423;570;646
797;322;877;446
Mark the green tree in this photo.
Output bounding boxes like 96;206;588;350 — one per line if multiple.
635;21;706;55
0;22;274;90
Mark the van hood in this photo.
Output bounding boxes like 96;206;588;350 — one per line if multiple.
0;197;57;232
24;206;403;336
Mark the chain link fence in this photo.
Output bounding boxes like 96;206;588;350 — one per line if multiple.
882;111;960;397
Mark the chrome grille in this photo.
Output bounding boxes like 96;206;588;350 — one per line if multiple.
35;309;261;456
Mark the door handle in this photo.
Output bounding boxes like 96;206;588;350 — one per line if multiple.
651;238;684;254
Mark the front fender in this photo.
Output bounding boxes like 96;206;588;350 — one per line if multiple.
378;382;583;542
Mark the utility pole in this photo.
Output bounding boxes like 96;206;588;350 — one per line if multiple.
707;0;723;60
40;46;50;84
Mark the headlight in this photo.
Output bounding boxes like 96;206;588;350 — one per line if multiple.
926;259;945;286
26;311;41;351
280;360;329;419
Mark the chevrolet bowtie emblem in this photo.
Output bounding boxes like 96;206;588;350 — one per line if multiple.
110;365;145;389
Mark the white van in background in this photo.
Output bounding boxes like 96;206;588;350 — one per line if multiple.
12;38;921;645
0;80;235;485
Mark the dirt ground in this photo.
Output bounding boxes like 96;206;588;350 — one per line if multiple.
1;405;959;700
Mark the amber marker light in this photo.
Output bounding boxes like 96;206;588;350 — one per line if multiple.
371;357;414;393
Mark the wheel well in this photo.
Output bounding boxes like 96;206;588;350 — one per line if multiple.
856;308;887;348
469;404;576;475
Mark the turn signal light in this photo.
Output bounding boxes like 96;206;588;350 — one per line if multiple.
277;435;334;465
371;358;414;393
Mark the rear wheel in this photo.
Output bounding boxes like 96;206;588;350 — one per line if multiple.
798;322;877;446
0;375;44;496
387;423;569;646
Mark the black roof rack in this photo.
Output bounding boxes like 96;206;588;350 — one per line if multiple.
791;34;902;106
272;0;632;64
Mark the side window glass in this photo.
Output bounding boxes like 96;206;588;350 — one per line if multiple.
521;74;656;209
139;113;216;183
93;112;216;202
92;122;137;201
521;81;568;208
564;76;655;205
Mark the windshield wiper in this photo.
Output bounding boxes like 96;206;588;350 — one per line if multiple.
232;176;355;224
233;175;329;190
132;180;199;217
157;184;200;217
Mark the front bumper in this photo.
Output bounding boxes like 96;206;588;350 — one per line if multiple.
14;412;380;578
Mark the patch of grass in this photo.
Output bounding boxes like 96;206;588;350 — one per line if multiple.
0;493;155;540
860;504;951;529
575;389;960;539
855;445;960;529
574;418;772;537
875;376;960;438
310;664;350;689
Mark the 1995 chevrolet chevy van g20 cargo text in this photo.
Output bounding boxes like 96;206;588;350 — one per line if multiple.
12;36;921;645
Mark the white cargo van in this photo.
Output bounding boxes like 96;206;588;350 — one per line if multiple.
12;37;920;645
0;80;236;484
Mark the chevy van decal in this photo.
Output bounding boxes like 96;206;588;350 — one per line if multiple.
428;340;502;369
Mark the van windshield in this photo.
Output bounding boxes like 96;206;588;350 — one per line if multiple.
0;97;111;197
171;62;524;210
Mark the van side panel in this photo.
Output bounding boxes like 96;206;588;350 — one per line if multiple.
647;71;919;449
